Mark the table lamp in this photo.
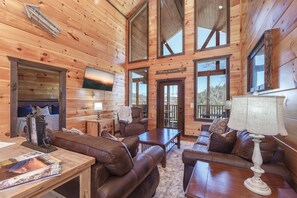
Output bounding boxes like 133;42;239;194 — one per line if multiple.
224;100;232;117
94;102;103;119
227;94;287;196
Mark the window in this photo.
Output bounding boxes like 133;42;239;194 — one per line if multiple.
158;0;184;57
128;3;148;62
195;0;229;50
247;30;273;92
194;56;230;120
129;68;148;117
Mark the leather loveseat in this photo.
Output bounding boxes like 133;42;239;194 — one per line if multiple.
51;132;163;198
182;124;292;190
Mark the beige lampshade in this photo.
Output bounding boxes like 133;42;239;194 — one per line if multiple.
94;102;103;111
227;95;287;136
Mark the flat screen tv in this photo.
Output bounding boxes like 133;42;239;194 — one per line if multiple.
82;66;115;91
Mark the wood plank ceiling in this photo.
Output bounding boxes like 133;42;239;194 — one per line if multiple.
106;0;146;18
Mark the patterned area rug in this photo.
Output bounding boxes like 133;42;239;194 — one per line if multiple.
154;141;193;198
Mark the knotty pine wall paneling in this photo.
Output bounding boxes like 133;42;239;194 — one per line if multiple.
241;0;297;190
18;67;59;100
0;0;126;136
125;0;242;136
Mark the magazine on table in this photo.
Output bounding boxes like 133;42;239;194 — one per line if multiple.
0;151;61;191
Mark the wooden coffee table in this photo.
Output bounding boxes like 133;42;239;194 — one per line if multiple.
138;128;181;168
185;160;297;198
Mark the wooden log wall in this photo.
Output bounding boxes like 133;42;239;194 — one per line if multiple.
18;67;59;100
241;0;297;190
0;0;126;136
126;0;242;136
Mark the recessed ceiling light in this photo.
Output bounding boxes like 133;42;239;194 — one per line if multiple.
219;5;223;9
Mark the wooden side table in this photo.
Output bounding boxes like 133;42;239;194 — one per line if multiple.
0;137;95;198
86;119;115;136
185;160;297;198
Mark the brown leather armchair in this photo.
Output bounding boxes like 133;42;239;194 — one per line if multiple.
52;132;163;198
118;107;148;137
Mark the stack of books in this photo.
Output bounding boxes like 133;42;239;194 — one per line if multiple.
0;151;61;191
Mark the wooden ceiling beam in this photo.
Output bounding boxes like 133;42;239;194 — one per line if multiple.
200;9;226;49
163;42;175;55
174;0;184;19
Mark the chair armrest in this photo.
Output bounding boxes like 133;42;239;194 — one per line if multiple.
139;118;148;124
201;124;211;131
97;146;163;198
182;148;212;167
119;119;129;125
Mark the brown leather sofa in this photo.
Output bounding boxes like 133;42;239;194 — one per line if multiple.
182;124;292;190
119;107;148;137
51;132;163;198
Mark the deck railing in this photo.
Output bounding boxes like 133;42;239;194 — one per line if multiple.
197;104;226;119
162;104;226;128
164;104;178;128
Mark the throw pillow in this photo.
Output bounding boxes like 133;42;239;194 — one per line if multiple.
51;105;59;114
62;127;84;135
209;118;229;134
18;105;33;117
101;130;118;141
231;130;278;163
208;130;237;154
36;106;50;116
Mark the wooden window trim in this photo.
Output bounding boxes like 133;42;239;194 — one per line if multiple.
157;0;185;58
194;0;230;52
247;29;273;93
128;2;149;63
128;67;149;117
193;55;230;122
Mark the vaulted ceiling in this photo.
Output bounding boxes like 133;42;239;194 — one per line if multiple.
106;0;147;18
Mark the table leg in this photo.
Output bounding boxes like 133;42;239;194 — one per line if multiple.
177;134;181;149
80;167;91;198
161;145;166;168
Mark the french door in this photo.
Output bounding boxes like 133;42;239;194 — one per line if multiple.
157;79;185;133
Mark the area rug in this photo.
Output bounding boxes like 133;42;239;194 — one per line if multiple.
154;141;193;198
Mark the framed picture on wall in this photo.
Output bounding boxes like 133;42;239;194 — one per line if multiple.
247;29;273;93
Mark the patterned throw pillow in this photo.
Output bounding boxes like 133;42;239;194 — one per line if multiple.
208;118;229;134
208;130;237;154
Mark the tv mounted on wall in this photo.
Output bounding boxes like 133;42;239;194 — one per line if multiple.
82;66;115;91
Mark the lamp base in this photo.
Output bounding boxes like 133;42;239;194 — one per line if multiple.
244;177;271;196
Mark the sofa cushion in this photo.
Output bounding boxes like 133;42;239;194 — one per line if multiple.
52;132;134;176
208;130;237;154
200;131;211;138
195;135;209;146
232;130;278;163
209;118;228;134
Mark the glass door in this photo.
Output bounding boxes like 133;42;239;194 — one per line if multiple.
157;80;184;132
